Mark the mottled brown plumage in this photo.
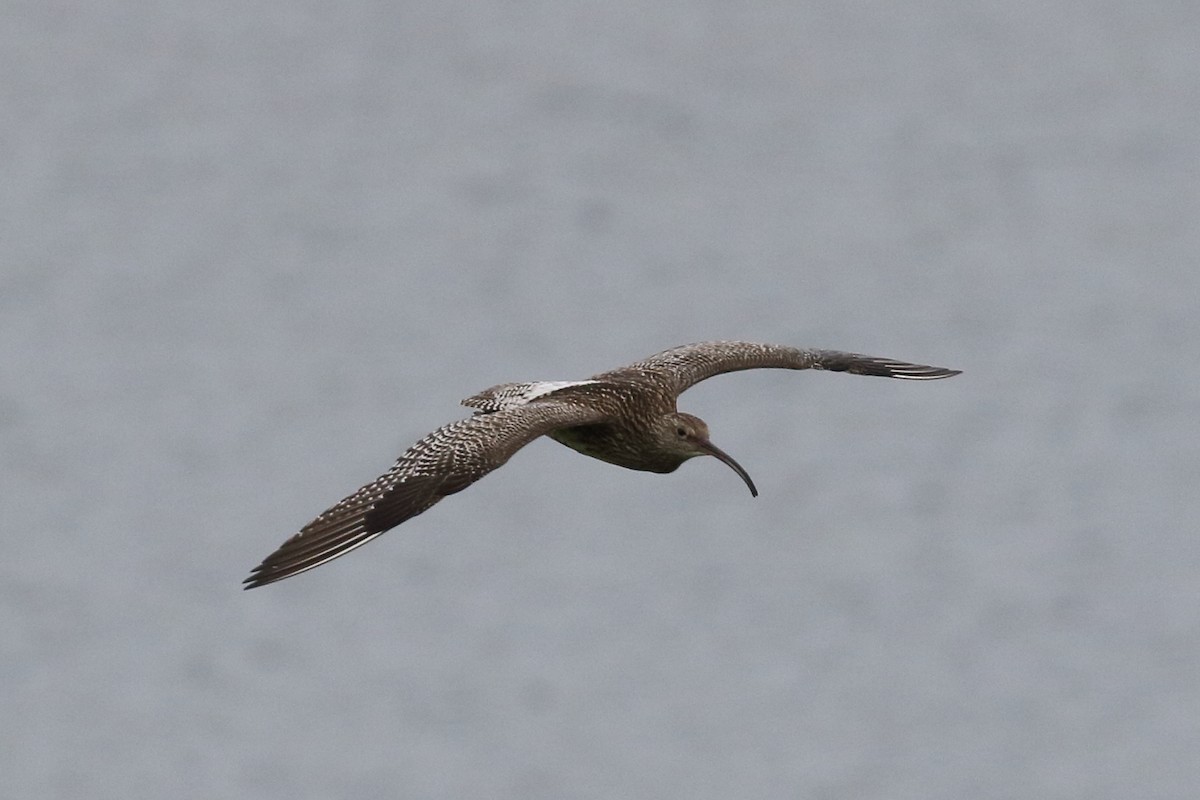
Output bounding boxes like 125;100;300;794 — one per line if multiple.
244;341;960;588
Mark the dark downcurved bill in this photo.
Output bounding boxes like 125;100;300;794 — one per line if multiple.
697;439;758;498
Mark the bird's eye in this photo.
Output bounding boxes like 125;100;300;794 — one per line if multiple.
676;426;688;437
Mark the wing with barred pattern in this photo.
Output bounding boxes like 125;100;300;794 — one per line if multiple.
611;341;960;394
244;400;609;588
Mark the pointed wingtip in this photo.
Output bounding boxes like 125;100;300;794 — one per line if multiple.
876;364;962;380
242;569;268;590
889;363;962;380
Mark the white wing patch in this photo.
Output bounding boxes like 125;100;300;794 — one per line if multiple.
522;380;598;400
461;380;599;413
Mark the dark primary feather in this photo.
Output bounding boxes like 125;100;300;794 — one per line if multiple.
244;401;608;588
613;341;960;394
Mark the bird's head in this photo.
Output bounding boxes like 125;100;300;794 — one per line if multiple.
657;412;758;497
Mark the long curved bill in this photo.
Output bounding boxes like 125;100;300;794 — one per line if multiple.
696;438;758;498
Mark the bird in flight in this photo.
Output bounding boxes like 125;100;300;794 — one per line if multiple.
244;341;960;588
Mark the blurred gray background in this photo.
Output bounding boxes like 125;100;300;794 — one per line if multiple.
3;2;1198;798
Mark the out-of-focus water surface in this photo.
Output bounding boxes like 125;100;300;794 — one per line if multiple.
3;3;1198;798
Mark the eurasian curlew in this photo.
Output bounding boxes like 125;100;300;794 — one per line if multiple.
244;341;960;588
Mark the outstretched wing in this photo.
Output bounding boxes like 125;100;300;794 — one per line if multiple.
244;400;609;588
610;341;961;394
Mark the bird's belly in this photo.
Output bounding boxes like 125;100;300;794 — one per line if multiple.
549;425;674;473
